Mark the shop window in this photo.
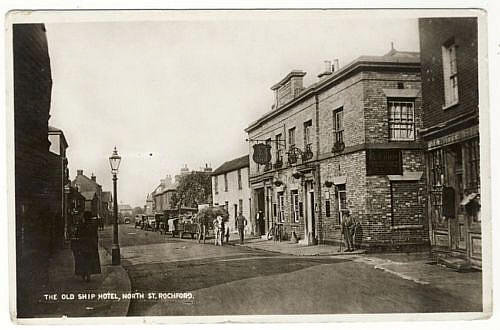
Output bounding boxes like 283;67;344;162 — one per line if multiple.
465;138;480;190
388;99;415;141
291;190;299;222
430;149;445;187
442;41;459;107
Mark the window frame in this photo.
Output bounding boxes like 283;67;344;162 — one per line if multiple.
333;107;344;144
388;98;416;142
442;42;459;108
304;120;313;151
291;190;299;223
237;168;242;190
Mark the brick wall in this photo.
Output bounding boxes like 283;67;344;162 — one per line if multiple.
418;17;478;128
362;71;422;144
14;24;53;317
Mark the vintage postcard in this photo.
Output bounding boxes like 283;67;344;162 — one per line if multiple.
5;8;491;324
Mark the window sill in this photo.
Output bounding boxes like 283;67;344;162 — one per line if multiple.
442;101;459;111
390;224;424;230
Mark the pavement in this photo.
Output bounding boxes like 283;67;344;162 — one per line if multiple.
227;235;366;256
23;232;132;319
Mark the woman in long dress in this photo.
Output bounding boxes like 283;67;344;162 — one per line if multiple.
72;211;101;282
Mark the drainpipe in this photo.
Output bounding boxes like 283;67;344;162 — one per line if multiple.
314;94;322;245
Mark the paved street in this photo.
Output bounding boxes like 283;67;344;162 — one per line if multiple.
99;224;483;316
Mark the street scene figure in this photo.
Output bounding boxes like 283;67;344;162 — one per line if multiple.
341;210;355;252
71;211;101;282
213;215;223;246
256;210;264;236
236;211;247;244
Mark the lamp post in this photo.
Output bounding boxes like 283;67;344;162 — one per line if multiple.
109;146;122;265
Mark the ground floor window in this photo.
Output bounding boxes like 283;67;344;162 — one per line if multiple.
336;184;347;225
277;192;285;222
291;190;299;222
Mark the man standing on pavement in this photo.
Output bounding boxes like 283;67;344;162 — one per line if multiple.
341;210;355;252
236;211;247;244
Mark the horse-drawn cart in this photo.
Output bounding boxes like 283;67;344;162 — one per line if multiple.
194;206;229;244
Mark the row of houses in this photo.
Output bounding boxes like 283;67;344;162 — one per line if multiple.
212;17;481;268
146;164;212;219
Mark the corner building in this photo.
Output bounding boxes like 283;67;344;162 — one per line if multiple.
246;49;429;250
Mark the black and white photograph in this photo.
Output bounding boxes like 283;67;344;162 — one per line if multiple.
4;7;492;324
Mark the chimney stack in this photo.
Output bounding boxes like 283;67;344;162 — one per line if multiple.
334;59;340;72
91;173;96;182
77;169;83;176
318;60;334;79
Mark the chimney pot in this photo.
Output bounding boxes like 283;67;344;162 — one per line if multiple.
324;60;332;73
91;173;96;181
334;59;340;72
77;169;83;176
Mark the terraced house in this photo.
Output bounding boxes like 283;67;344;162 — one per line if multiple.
246;47;428;250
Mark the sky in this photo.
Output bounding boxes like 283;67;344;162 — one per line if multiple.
45;11;420;208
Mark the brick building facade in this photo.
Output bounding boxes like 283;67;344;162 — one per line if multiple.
13;24;54;316
246;49;429;250
419;18;481;268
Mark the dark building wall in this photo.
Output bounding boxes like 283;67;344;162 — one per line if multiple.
13;23;53;317
418;17;478;129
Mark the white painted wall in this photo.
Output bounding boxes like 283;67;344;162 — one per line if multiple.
212;166;252;234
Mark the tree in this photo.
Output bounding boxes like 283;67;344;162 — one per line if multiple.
171;172;212;209
132;206;144;216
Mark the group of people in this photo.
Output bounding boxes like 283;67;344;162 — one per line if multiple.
212;211;248;246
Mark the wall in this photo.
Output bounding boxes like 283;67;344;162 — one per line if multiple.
419;17;478;128
212;167;251;233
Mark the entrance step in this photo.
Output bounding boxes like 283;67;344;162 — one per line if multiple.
437;256;472;272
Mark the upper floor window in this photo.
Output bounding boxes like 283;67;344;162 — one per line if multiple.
237;169;242;190
388;99;415;141
304;120;313;151
214;176;218;194
442;42;459;107
275;133;283;162
224;173;228;192
288;127;296;148
333;107;344;144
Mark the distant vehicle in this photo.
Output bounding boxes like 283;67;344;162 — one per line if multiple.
144;215;156;231
134;214;144;228
124;217;131;224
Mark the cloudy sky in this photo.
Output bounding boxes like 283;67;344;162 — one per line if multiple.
45;10;420;207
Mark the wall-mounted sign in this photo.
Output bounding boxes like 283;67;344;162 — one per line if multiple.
366;149;402;176
252;143;272;165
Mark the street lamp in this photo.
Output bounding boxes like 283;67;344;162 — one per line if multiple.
109;146;122;265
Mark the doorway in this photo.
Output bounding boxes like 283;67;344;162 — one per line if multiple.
256;188;265;235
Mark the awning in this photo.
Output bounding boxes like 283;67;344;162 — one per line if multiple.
387;171;423;181
382;88;420;98
460;193;479;206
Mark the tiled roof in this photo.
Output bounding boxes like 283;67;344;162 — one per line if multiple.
212;155;249;176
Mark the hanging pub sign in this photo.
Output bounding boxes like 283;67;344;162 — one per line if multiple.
366;149;402;176
252;143;272;165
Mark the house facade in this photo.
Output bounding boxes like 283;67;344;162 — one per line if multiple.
211;155;251;234
246;49;428;250
47;126;70;250
419;18;481;268
72;170;103;219
14;24;53;315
